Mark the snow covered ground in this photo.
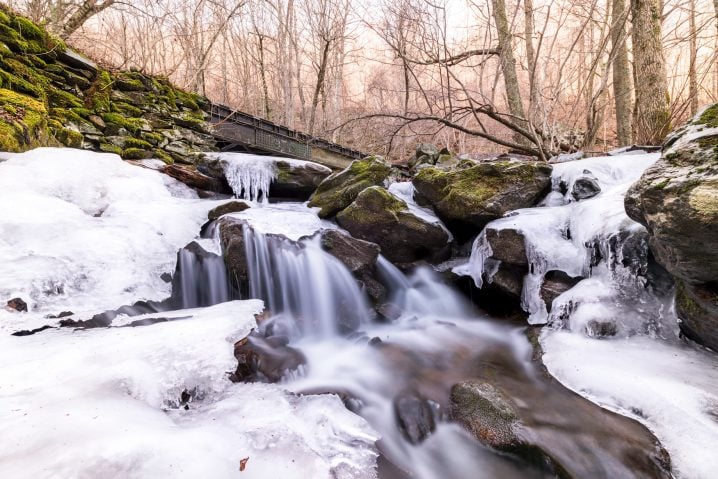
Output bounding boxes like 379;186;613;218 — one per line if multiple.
0;148;378;479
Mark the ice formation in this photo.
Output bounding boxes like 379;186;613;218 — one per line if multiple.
208;152;331;203
0;148;380;479
388;181;453;241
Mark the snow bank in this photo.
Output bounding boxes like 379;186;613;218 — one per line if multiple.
227;202;336;241
0;301;378;479
0;148;210;321
542;330;718;479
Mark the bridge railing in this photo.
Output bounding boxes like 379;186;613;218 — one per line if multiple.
206;102;366;162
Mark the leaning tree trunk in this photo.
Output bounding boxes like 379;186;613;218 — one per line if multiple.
611;0;634;145
630;0;671;145
492;0;527;143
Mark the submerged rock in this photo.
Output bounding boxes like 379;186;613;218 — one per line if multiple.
413;160;552;238
625;105;718;350
336;186;451;264
393;391;436;444
308;156;392;218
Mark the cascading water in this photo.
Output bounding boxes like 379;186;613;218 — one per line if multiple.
241;226;371;338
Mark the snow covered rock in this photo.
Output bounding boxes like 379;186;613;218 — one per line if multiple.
336;186;451;264
625;105;718;350
413;160;552;238
308;156;391;218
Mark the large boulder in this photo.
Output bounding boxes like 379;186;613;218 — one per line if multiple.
336;186;451;264
413;160;552;237
271;160;332;199
625;105;718;350
308;156;392;218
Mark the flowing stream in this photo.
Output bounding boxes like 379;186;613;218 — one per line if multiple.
1;148;718;478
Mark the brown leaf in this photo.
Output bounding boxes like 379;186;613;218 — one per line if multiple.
239;457;249;472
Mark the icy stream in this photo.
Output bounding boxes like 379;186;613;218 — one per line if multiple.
2;148;718;478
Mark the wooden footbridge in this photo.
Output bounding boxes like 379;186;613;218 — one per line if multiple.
206;102;367;169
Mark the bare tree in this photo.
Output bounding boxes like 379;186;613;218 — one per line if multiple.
611;0;634;144
631;0;671;144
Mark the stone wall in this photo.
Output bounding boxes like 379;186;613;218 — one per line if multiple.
0;5;216;163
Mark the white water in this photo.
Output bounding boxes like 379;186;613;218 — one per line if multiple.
208;152;331;203
0;148;380;479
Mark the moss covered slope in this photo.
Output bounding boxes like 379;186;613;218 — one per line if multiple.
0;5;215;163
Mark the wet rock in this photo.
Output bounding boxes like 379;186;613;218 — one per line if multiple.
207;200;251;221
318;229;386;303
162;164;227;193
231;332;306;383
413;160;552;239
217;217;249;293
485;227;527;265
377;302;402;321
336;186;451;263
450;381;520;450
540;270;582;311
271;160;332;200
394;391;436;444
308;156;392;218
571;170;601;200
625;106;718;349
319;229;380;274
6;297;28;312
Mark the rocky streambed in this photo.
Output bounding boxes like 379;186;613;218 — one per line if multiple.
2;108;718;478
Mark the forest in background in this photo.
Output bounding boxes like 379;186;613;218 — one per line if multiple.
6;0;717;160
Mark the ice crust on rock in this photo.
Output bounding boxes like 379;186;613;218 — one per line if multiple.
388;181;453;241
456;153;661;325
0;301;379;479
227;202;336;241
0;148;211;322
207;152;332;203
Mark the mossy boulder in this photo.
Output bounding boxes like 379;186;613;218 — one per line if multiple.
308;156;391;218
272;160;332;200
413;160;552;238
336;186;451;263
626;105;718;350
0;87;48;151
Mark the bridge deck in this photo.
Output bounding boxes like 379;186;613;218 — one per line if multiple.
206;103;366;169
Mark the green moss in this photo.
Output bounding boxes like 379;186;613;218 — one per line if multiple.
121;147;152;160
124;137;153;149
153;148;174;164
86;69;112;112
47;86;82;107
12;16;44;41
654;178;670;190
0;11;10;25
101;112;144;134
114;73;144;92
0;88;48;151
0;87;46;112
696;104;718;128
141;131;164;145
54;127;83;147
111;101;143;117
99;142;122;155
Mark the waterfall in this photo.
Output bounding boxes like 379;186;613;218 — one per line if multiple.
242;226;371;338
172;225;233;309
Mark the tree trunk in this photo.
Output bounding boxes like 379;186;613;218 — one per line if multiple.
611;0;633;145
308;40;331;135
689;0;699;115
492;0;526;131
630;0;670;145
61;1;115;39
524;0;539;123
